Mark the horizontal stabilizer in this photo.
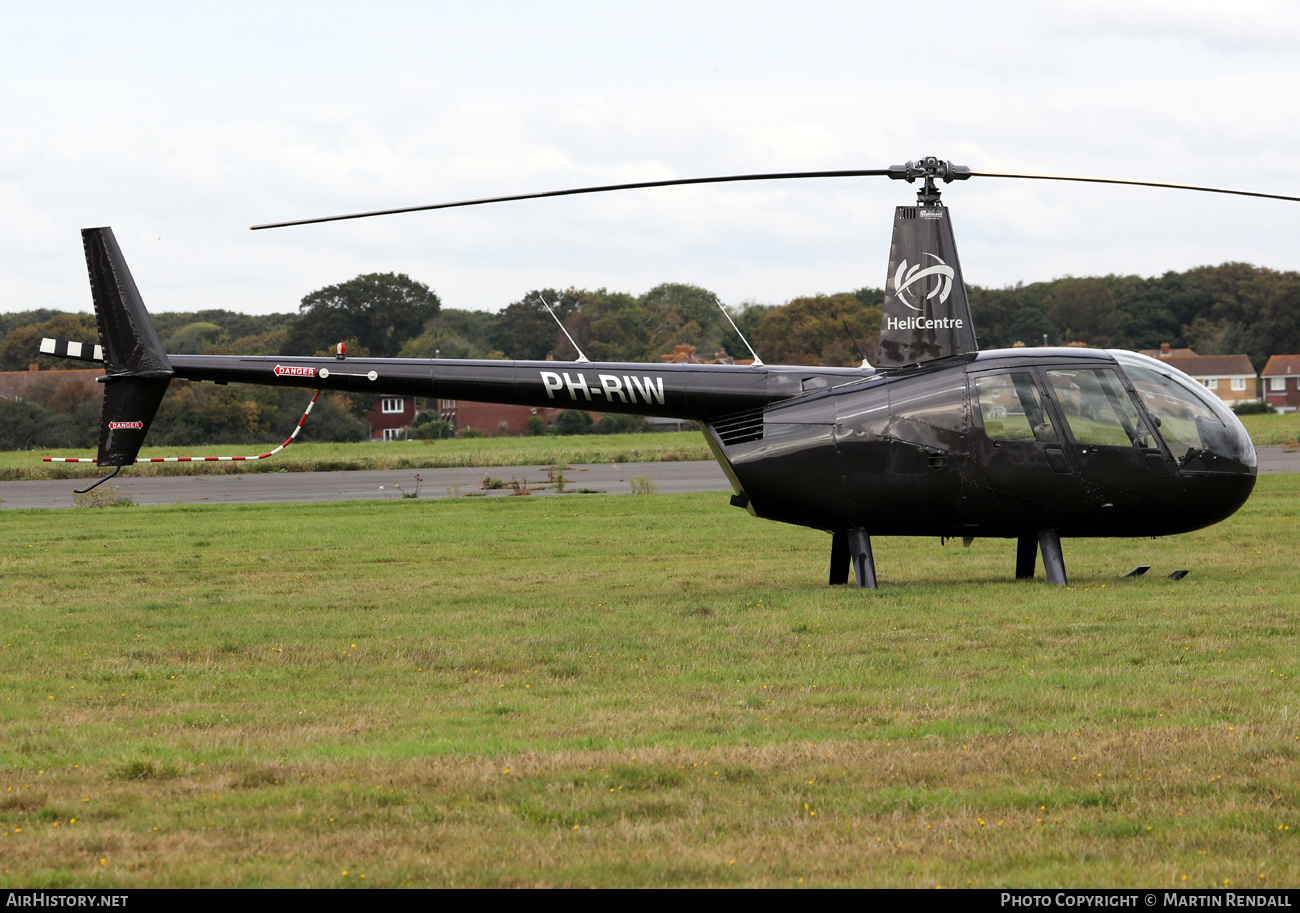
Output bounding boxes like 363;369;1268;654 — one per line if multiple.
40;338;105;362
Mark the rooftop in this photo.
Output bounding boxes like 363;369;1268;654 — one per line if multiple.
1261;355;1300;376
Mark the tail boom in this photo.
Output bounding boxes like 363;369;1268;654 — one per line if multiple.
166;354;867;423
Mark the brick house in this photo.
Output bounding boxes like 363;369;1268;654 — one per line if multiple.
365;395;418;440
1261;355;1300;413
1157;354;1258;405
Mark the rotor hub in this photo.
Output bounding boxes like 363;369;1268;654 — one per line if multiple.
888;156;972;205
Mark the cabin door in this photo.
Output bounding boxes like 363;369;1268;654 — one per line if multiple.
969;369;1085;522
1042;366;1171;513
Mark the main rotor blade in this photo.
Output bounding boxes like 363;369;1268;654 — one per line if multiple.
249;169;894;230
967;169;1300;204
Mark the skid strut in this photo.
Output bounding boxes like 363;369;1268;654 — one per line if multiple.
1016;531;1068;585
830;529;877;588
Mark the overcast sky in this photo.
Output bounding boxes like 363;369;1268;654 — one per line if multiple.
4;1;1299;318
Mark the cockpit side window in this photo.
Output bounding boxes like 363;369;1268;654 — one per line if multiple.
973;372;1058;443
1046;368;1153;448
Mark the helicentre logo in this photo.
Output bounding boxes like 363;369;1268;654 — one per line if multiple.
894;253;955;311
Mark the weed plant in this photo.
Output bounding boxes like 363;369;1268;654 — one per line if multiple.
70;485;135;509
628;475;658;494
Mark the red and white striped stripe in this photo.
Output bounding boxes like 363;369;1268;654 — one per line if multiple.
44;390;321;464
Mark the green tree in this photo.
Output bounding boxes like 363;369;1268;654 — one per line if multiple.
1044;277;1130;348
399;308;501;360
718;301;773;363
0;313;100;371
212;328;290;356
592;413;647;434
966;281;1050;348
575;289;644;362
555;410;594;435
287;393;371;443
150;381;284;446
751;293;881;366
489;289;575;361
165;322;224;355
1250;272;1300;370
283;273;440;358
0;309;64;339
0;398;94;450
1004;306;1057;347
1121;271;1212;350
637;283;722;357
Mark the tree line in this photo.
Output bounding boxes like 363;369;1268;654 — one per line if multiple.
4;261;1300;450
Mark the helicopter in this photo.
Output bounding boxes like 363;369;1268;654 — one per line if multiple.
45;157;1287;588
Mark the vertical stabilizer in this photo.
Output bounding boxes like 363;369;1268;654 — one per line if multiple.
874;204;978;369
83;228;172;376
81;228;174;466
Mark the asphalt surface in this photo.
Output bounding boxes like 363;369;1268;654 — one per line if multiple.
1254;446;1300;474
3;448;1297;510
0;460;733;509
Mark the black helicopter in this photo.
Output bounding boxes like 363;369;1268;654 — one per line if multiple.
47;157;1285;588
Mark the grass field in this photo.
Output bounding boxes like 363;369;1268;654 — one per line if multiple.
0;433;712;482
1;474;1297;888
1234;413;1300;447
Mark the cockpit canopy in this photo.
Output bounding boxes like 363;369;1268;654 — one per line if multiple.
1109;350;1256;469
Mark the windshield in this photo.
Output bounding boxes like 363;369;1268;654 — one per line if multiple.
1110;350;1256;469
1046;367;1152;448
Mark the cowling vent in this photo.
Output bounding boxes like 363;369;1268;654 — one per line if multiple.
711;408;765;446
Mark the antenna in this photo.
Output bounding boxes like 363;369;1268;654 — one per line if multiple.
841;319;872;370
537;294;589;363
716;303;764;367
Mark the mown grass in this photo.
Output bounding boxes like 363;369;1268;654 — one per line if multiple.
0;432;710;482
1237;413;1300;447
0;478;1297;887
